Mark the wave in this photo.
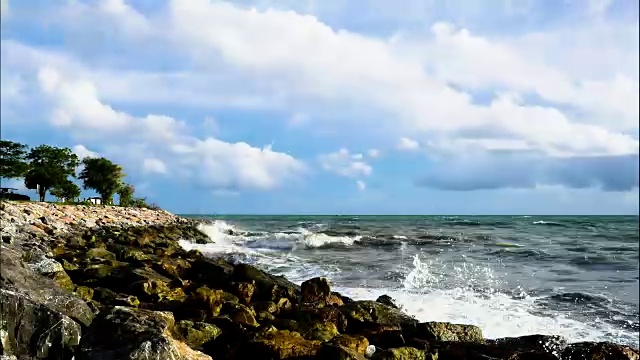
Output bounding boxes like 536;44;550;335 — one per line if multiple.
532;220;566;227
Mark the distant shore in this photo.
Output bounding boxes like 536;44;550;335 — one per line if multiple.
0;201;636;360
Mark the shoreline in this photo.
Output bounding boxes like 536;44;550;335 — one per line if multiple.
1;201;637;360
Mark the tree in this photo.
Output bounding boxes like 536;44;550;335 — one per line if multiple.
0;140;29;179
24;145;79;202
50;179;81;202
117;183;135;207
79;157;124;204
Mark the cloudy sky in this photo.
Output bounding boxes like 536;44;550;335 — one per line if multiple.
1;0;638;214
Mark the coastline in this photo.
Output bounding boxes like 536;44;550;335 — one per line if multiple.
1;201;637;360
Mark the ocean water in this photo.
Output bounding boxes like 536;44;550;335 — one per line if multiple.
177;215;639;347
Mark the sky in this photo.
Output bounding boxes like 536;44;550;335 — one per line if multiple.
0;0;638;215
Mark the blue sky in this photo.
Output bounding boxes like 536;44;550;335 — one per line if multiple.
1;0;638;215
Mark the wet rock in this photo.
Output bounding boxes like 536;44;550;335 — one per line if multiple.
301;277;331;303
298;321;339;341
376;295;399;309
273;318;300;331
230;281;256;305
372;346;435;360
0;289;82;360
188;257;235;288
253;300;279;314
181;287;239;320
295;305;348;333
317;344;367;360
85;247;117;261
257;310;276;322
486;334;567;357
402;322;483;344
233;263;300;302
562;342;639;360
77;306;211;360
359;325;406;349
340;301;417;333
237;329;321;359
74;286;94;302
93;287;141;308
173;320;222;350
329;334;370;355
221;302;259;327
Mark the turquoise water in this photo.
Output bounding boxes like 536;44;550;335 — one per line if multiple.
179;215;639;346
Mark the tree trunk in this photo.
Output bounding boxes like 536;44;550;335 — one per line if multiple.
39;186;46;202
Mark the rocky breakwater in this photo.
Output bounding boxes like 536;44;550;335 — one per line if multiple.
1;202;638;360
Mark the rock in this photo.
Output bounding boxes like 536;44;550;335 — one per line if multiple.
230;281;256;305
188;256;235;288
237;329;321;359
273;318;300;331
93;287;141;308
0;245;94;327
173;320;222;349
221;302;260;327
340;301;418;333
372;347;435;360
329;334;370;355
257;310;276;322
301;277;331;303
359;325;406;349
181;287;239;320
317;344;367;360
562;342;639;360
298;321;339;341
402;321;483;343
253;301;279;314
486;334;567;357
85;247;117;261
376;295;399;309
77;306;211;360
74;286;95;302
233;263;300;302
295;305;348;333
0;289;82;359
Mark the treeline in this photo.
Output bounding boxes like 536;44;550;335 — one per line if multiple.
0;140;157;208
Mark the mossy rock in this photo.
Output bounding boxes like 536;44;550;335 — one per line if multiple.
329;334;370;355
298;321;339;341
295;305;348;333
85;247;116;261
257;311;276;322
93;287;140;308
233;263;300;302
402;322;483;344
221;302;259;328
238;330;321;359
181;287;239;320
74;286;94;302
173;320;222;349
317;344;367;360
272;318;299;332
340;301;417;332
230;281;255;305
50;270;76;292
153;256;191;280
372;347;435;360
253;301;278;314
301;277;331;304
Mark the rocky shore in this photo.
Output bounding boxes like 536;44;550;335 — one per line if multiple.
1;202;637;360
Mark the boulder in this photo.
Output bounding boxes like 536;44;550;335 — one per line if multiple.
295;305;348;333
253;300;279;314
187;257;235;288
301;277;331;303
562;342;639;360
359;325;406;349
233;263;300;302
486;334;567;357
298;321;339;341
173;320;222;350
237;330;321;359
76;306;211;360
181;287;239;320
376;295;399;309
0;289;82;360
317;344;367;360
230;281;256;305
340;301;417;333
402;322;483;343
329;334;370;355
372;347;435;360
221;302;260;327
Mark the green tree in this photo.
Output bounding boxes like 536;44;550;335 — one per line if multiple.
50;179;81;202
0;140;29;179
24;145;79;202
117;183;135;207
79;157;124;204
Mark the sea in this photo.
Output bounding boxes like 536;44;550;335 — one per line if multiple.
177;215;639;348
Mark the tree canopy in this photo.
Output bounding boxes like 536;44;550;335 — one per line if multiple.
24;145;79;202
117;183;135;207
79;157;124;204
0;140;29;179
50;179;81;202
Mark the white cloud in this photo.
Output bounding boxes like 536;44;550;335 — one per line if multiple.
318;148;372;178
367;149;380;158
31;66;307;192
72;144;99;160
356;180;366;191
397;137;420;151
143;158;167;174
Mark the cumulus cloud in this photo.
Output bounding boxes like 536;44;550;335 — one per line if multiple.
72;145;99;160
397;137;420;151
31;66;307;192
318;148;372;178
416;152;640;192
367;149;380;158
